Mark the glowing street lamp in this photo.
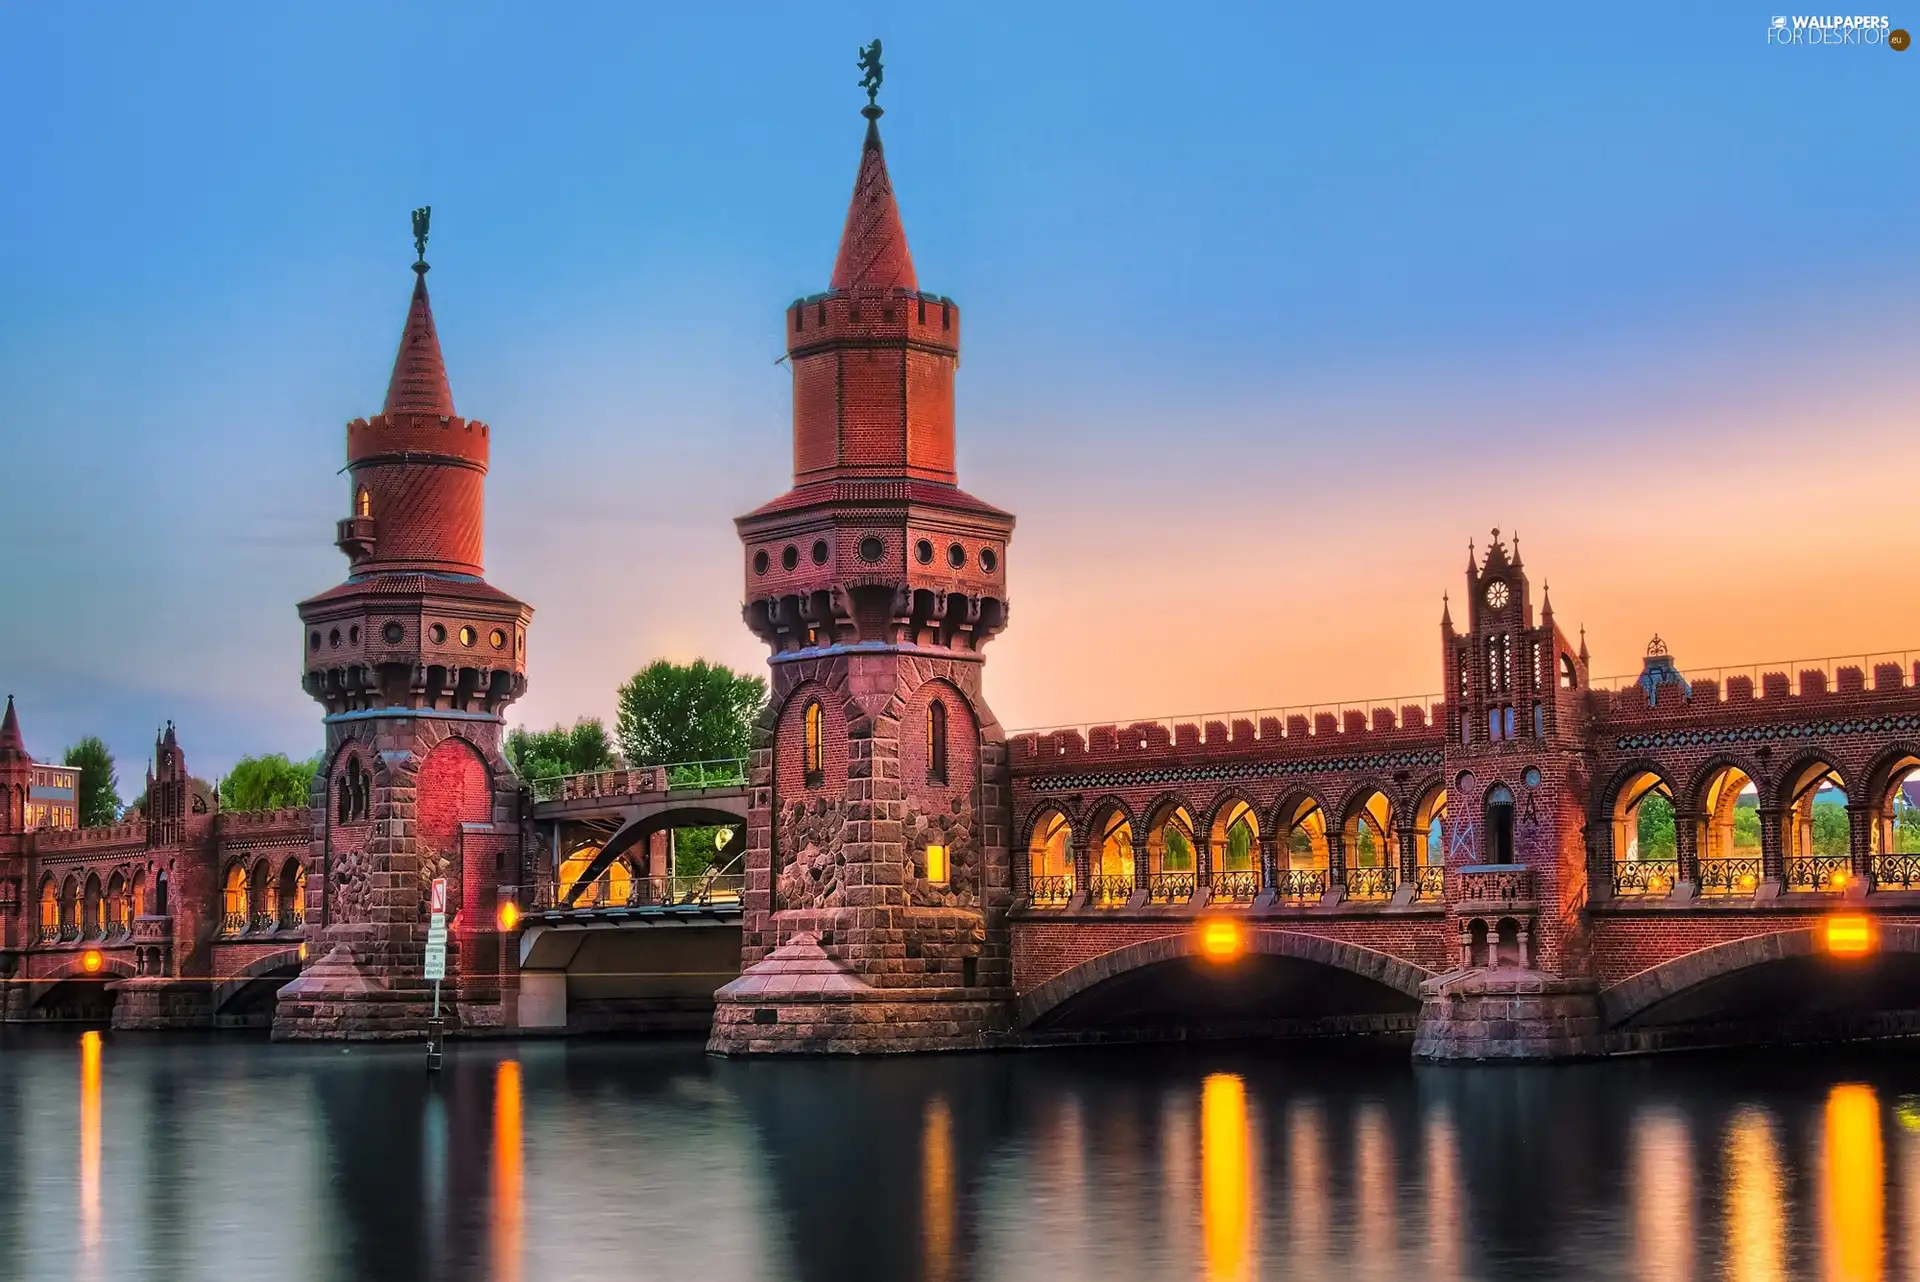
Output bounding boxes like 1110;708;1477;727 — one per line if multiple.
497;900;521;932
1825;913;1875;958
80;948;103;974
1199;919;1244;963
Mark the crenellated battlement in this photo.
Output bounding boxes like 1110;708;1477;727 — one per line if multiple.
218;806;312;837
788;289;959;357
35;821;146;851
1009;698;1448;774
346;412;489;468
1591;657;1920;725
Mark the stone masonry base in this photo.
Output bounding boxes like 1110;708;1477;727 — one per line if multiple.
1411;968;1608;1061
708;992;1013;1055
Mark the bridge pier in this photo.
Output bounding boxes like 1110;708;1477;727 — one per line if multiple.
516;969;566;1030
1411;969;1607;1062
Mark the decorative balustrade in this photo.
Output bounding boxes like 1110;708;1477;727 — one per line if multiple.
59;923;79;942
1028;875;1074;907
37;924;58;945
1086;875;1134;906
250;912;276;934
1343;866;1396;902
1414;865;1445;901
1146;871;1196;904
1209;870;1260;903
1611;860;1679;898
1274;868;1328;903
1873;853;1920;891
1697;856;1762;897
531;758;749;803
221;912;248;937
277;909;306;931
1459;865;1536;904
1784;855;1851;892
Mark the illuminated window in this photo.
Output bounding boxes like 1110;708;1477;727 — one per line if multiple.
355;486;372;518
222;865;248;932
927;700;948;785
925;844;949;885
803;701;823;786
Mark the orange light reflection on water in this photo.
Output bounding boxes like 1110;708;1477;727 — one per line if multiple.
922;1097;954;1282
79;1030;101;1278
1824;1084;1883;1282
1200;1073;1253;1282
1632;1109;1694;1282
1724;1107;1786;1282
493;1060;524;1282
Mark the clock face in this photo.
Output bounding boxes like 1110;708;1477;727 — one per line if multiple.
1484;580;1510;610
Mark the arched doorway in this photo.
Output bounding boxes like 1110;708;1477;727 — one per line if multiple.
1608;770;1675;896
1485;785;1517;866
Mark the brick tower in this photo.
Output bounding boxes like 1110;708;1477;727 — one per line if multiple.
0;698;28;837
1414;530;1605;1059
0;698;31;961
709;73;1017;1053
275;213;532;1040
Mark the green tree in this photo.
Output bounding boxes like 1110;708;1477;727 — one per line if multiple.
1811;799;1849;856
221;752;322;812
504;719;618;783
1896;798;1920;853
614;659;767;769
1636;793;1677;860
1733;803;1762;848
61;737;121;828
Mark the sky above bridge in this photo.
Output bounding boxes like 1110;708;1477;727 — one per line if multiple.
0;5;1913;779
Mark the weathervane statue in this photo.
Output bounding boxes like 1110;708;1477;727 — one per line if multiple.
411;205;431;273
858;39;883;115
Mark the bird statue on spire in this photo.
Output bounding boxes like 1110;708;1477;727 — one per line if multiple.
858;39;884;115
411;205;432;274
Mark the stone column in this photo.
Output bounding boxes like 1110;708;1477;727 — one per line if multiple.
1397;824;1418;887
1326;829;1347;888
1847;803;1875;882
1674;809;1701;884
1758;806;1785;883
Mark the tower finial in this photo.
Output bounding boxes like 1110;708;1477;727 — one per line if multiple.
411;205;431;276
857;39;884;117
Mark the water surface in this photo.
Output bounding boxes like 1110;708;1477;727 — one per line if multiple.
3;1029;1919;1280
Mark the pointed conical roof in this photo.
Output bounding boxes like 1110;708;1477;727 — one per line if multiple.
383;269;455;415
0;696;26;761
830;110;917;293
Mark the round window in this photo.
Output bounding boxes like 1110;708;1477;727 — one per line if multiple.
309;631;321;651
491;628;507;650
915;539;934;565
811;539;829;565
947;543;965;569
753;550;769;576
459;626;476;647
980;548;998;573
1523;767;1542;789
858;536;885;563
428;624;447;644
382;622;404;645
781;545;799;571
329;628;341;649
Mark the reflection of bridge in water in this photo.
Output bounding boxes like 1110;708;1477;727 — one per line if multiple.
517;761;750;1032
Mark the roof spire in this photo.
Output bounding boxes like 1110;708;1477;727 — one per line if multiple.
0;695;25;760
384;206;455;416
1541;582;1554;621
1578;625;1590;665
831;40;916;293
1440;592;1453;630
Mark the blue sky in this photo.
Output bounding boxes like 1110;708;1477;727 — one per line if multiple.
1;4;1914;785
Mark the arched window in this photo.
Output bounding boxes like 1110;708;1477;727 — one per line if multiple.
223;865;248;935
355;485;372;519
337;755;357;823
154;869;168;916
1485;785;1515;865
38;878;58;940
82;874;103;938
803;701;823;787
1560;654;1578;690
1027;811;1073;904
253;858;277;930
927;700;949;785
131;869;146;920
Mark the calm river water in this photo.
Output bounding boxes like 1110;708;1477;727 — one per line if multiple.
3;1030;1920;1281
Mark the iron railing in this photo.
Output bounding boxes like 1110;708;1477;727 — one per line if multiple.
1612;860;1680;897
1697;856;1763;897
279;909;306;930
1274;868;1328;903
1344;866;1396;901
251;912;277;933
1873;853;1920;890
1784;854;1851;892
530;758;749;802
1028;875;1074;906
221;911;248;936
1146;871;1196;903
1086;875;1134;906
59;923;79;942
1210;870;1260;903
1414;865;1445;901
37;924;57;945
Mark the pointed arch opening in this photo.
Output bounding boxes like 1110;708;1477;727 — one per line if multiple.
81;873;103;940
222;863;248;935
279;859;307;929
1782;759;1850;891
926;699;948;785
1870;751;1920;888
803;701;824;787
106;871;129;938
1278;797;1330;903
1412;787;1447;900
1027;810;1073;906
1090;808;1135;906
355;484;372;519
1145;803;1197;903
59;875;79;941
1609;769;1676;896
37;876;59;944
1694;765;1761;896
1341;790;1397;900
1208;800;1259;902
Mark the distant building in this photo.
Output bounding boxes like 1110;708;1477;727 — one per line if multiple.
0;698;79;830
